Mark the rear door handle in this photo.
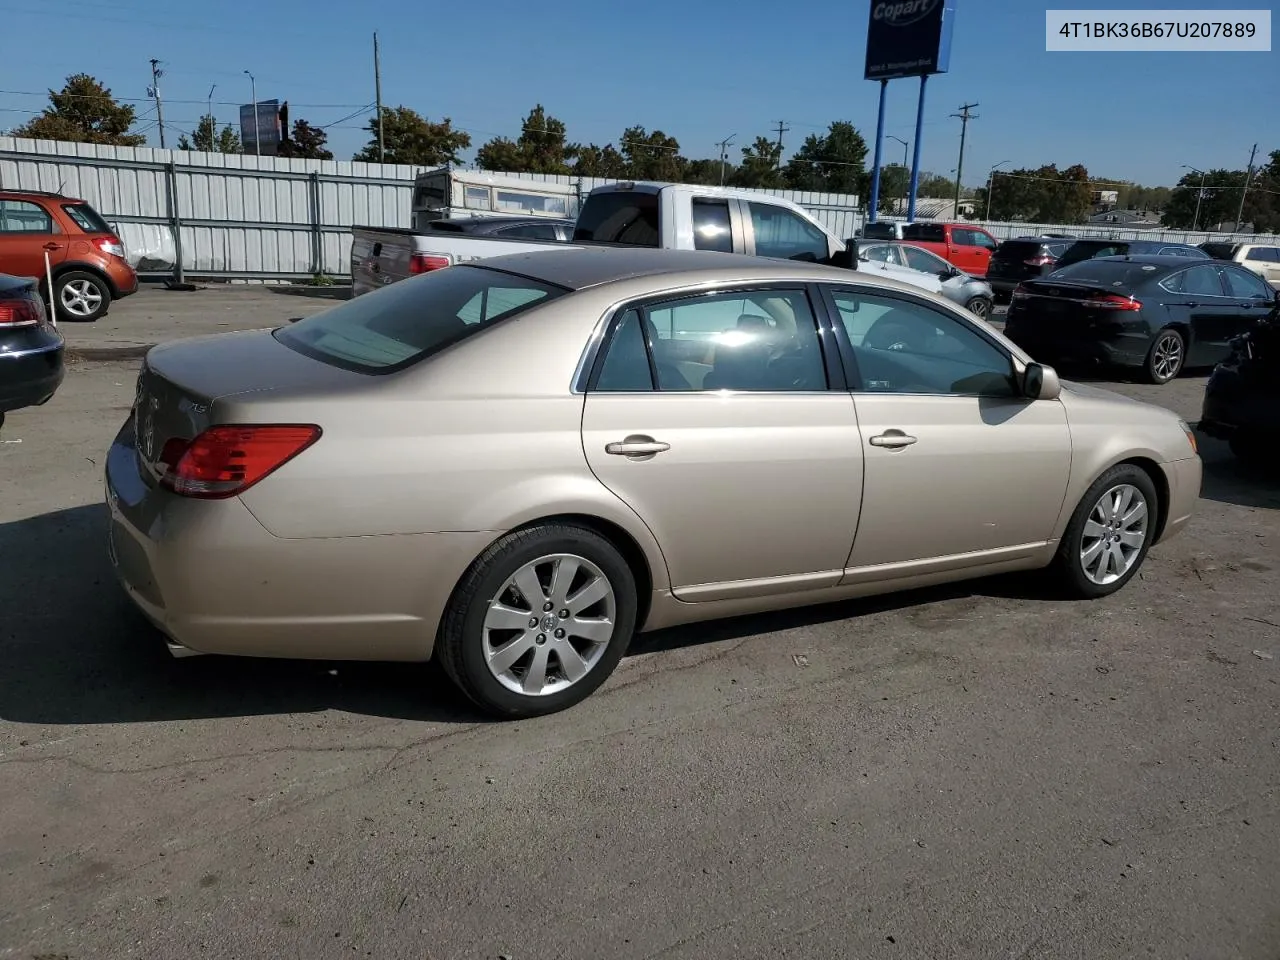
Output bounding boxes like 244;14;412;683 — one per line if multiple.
869;431;917;449
43;242;61;250
605;435;670;458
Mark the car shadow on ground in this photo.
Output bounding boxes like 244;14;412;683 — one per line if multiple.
0;484;1261;728
264;286;352;301
1196;435;1280;510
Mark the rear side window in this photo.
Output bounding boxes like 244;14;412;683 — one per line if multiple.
1223;266;1273;299
692;199;733;252
1246;247;1280;263
61;203;113;234
277;265;566;373
574;191;660;245
902;223;945;243
862;221;900;240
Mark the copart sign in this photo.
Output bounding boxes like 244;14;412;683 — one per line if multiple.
864;0;955;80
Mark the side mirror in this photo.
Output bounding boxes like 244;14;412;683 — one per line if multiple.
1023;362;1061;401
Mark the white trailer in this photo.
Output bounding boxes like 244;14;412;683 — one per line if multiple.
411;168;581;232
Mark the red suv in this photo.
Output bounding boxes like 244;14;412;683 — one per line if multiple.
0;190;138;321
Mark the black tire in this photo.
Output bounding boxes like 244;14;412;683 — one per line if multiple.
54;270;111;322
436;523;638;719
965;296;992;320
1048;463;1160;600
1142;327;1184;384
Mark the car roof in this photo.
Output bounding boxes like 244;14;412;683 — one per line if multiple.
472;246;917;294
1087;254;1216;267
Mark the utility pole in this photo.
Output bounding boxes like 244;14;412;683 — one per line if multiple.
950;102;978;216
1182;165;1206;231
774;120;790;172
716;134;736;186
205;84;216;153
1235;142;1258;231
244;70;258;156
148;59;166;149
373;32;385;163
888;135;909;212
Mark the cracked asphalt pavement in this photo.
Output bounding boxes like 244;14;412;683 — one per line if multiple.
1;288;1278;959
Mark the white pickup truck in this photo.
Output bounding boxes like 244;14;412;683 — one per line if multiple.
350;182;944;298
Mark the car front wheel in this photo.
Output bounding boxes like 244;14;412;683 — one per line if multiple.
1049;464;1159;599
965;295;992;319
437;523;638;718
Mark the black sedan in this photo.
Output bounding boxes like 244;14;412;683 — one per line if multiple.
0;273;64;430
1199;309;1280;466
1002;256;1279;384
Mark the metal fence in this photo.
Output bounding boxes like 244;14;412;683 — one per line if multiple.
1;136;1271;282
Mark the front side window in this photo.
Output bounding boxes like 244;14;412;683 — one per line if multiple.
592;288;828;393
748;203;828;262
1246;247;1280;263
900;244;948;273
691;199;733;253
828;288;1016;397
277;265;565;373
1223;265;1272;299
0;199;54;233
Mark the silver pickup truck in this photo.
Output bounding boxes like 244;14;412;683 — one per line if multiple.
350;182;946;299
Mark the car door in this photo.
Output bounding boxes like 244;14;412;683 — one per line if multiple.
951;227;995;276
1162;263;1242;366
0;198;69;280
1222;263;1278;328
819;284;1072;575
744;202;834;263
580;284;862;602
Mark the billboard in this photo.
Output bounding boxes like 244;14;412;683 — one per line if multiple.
239;99;283;155
864;0;956;81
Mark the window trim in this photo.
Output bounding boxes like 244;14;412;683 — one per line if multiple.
1221;264;1274;299
689;195;739;254
578;282;847;395
816;281;1025;399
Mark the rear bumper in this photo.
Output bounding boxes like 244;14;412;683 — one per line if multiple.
104;416;492;662
105;260;139;298
0;331;64;413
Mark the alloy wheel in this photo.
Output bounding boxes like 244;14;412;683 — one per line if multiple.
1151;333;1183;382
60;279;104;318
482;553;617;696
1079;483;1149;585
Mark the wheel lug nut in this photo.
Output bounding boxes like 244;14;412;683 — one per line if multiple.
529;617;539;628
543;601;554;612
559;609;569;618
536;634;546;645
554;628;565;639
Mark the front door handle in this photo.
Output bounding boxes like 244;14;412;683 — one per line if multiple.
869;430;917;449
43;242;61;250
605;435;670;459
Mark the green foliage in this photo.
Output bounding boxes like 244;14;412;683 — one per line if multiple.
278;119;333;160
619;126;686;182
353;107;470;166
732;136;783;188
571;143;627;178
476;105;574;174
783;121;868;195
177;115;241;154
13;73;145;146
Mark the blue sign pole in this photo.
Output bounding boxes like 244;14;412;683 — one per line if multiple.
866;79;888;225
906;74;929;222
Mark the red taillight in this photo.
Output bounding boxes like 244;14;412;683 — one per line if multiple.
0;297;43;327
1011;284;1030;301
94;236;126;258
160;425;321;499
1024;254;1055;266
1082;294;1142;311
409;253;450;274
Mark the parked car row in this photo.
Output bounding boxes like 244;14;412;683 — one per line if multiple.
0;272;64;430
1199;240;1280;288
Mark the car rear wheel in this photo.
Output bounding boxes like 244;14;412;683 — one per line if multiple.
965;295;992;319
1049;464;1159;599
55;271;110;322
437;523;638;718
1143;328;1184;384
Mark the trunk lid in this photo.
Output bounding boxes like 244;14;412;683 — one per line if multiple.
1010;279;1142;330
132;329;369;483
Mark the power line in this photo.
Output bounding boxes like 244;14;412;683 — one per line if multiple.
0;88;372;109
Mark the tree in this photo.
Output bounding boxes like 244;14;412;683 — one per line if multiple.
353;107;470;166
277;119;333;160
1161;168;1251;229
571;143;627;179
13;73;145;146
476;104;574;174
917;172;957;197
783;121;868;195
684;158;733;186
619;126;685;181
177;115;241;154
732;136;783;188
876;164;910;213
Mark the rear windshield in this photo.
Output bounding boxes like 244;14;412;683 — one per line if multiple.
1056;240;1131;267
574;191;659;245
61;202;113;234
1199;242;1239;260
861;221;900;240
1046;259;1168;288
276;265;566;373
995;240;1049;257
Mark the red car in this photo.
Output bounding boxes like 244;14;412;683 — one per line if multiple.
899;222;999;277
0;189;138;321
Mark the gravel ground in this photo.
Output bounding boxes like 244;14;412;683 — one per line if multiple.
0;289;1277;960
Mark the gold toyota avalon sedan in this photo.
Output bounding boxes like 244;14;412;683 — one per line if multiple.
105;248;1201;717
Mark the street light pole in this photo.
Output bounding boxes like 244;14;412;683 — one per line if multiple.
244;70;258;156
985;159;1011;221
1182;164;1205;231
888;136;909;213
206;84;216;153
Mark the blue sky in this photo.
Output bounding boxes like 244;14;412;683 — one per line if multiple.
0;0;1274;187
